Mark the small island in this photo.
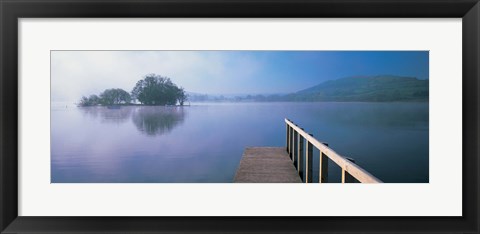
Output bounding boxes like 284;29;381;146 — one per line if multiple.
78;74;187;107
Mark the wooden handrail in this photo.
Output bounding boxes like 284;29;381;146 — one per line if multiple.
285;118;382;183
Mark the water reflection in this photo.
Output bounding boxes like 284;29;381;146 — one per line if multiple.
79;106;133;124
302;102;428;130
132;106;186;136
52;102;428;183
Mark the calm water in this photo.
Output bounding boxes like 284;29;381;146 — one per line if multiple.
51;102;428;183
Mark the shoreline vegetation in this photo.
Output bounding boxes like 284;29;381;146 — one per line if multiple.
78;74;429;107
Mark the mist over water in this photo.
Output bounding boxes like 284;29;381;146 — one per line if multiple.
51;102;428;183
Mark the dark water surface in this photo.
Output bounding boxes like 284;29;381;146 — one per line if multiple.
51;102;428;183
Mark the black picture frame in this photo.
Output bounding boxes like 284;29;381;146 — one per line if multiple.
1;0;479;233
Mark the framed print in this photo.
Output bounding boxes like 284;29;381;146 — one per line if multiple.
1;0;479;233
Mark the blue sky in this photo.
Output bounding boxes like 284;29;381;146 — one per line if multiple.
51;51;428;102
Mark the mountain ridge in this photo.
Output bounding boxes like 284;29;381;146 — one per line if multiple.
186;75;429;102
289;75;429;102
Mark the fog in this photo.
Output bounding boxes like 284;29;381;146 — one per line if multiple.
51;51;429;103
51;51;267;102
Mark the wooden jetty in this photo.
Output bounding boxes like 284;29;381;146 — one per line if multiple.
234;147;302;183
234;118;382;183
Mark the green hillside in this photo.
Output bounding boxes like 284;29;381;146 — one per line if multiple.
288;75;429;102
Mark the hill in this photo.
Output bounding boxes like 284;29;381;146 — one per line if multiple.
288;75;429;102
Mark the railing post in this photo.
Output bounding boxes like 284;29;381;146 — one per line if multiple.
293;129;298;165
288;124;292;159
289;126;293;159
342;157;356;183
286;122;290;153
319;143;329;183
297;129;304;179
306;134;313;183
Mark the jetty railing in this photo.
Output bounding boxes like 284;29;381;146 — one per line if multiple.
285;118;382;183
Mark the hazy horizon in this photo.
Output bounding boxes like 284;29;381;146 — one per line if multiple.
51;51;429;102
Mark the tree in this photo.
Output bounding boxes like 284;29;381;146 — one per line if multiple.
176;87;187;106
88;94;100;105
79;94;100;106
99;88;131;105
131;74;187;105
79;96;91;106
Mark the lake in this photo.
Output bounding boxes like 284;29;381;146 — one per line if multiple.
51;102;428;183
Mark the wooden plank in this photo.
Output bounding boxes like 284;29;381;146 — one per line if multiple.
234;147;302;183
